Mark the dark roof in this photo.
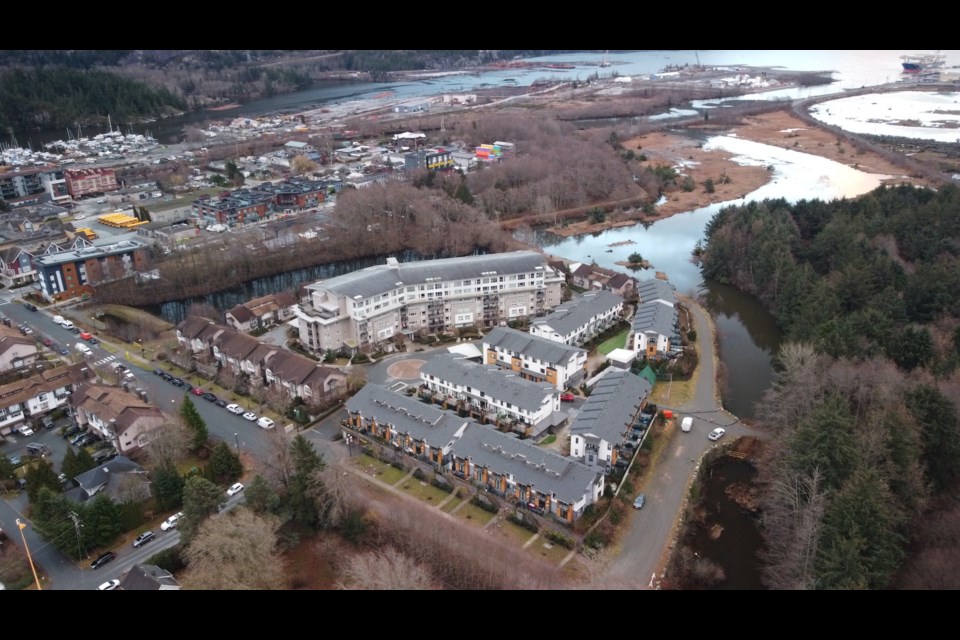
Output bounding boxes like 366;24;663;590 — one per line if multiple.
631;300;678;336
73;455;145;493
636;278;677;304
120;563;180;590
226;304;254;323
177;316;216;340
569;370;651;444
421;354;556;413
531;291;623;336
482;327;586;367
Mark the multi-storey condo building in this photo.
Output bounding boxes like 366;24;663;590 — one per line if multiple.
481;326;587;390
629;279;681;360
0;164;69;205
529;290;624;347
65;168;117;198
33;238;150;301
296;251;564;353
569;369;652;471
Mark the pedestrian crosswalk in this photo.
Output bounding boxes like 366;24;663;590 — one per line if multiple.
92;355;117;368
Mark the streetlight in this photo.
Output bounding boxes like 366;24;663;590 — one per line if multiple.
16;519;42;591
234;432;241;454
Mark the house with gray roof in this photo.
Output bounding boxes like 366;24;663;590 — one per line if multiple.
344;383;469;465
119;563;181;590
481;326;587;389
570;263;637;298
295;251;564;354
67;455;151;504
529;290;624;347
420;353;562;437
629;298;680;360
635;278;677;306
448;424;603;523
569;369;651;470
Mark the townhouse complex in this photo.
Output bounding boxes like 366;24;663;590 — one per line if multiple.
629;278;681;360
529;290;624;347
481;326;588;390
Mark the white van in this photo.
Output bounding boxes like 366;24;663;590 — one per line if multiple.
681;416;693;433
52;315;65;325
75;342;92;357
60;320;74;330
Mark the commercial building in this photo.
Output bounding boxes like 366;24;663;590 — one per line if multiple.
296;251;564;354
65;167;117;198
0;164;69;206
33;238;151;301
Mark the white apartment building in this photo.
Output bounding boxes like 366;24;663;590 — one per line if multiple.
297;251;564;353
482;326;587;390
420;354;561;437
529;290;624;347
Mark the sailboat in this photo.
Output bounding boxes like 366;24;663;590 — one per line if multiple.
599;51;611;68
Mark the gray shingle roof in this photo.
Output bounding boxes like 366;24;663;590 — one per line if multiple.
449;424;600;505
631;300;678;336
421;354;555;413
636;278;677;304
312;251;553;300
482;327;586;367
345;384;467;449
570;369;651;443
531;290;623;336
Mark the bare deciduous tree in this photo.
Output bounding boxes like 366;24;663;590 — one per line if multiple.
336;546;439;590
145;422;192;469
180;508;284;590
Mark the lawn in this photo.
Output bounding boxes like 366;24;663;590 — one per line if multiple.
528;536;574;565
648;375;695;407
440;494;465;513
498;518;538;546
397;477;454;505
455;501;497;526
597;328;630;355
352;454;407;485
538;434;556;446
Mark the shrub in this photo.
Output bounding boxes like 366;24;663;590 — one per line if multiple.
390;459;406;471
471;494;499;514
412;467;426;480
507;512;539;533
545;530;575;550
703;178;715;193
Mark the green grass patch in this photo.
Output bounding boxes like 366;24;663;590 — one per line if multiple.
353;454;407;485
538;434;557;446
455;501;496;526
500;519;537;546
440;494;464;513
597;327;630;355
397;477;452;504
529;535;573;565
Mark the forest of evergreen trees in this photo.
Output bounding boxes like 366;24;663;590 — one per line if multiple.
700;183;960;588
0;67;186;133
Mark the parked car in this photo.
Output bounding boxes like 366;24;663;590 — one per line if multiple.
214;399;228;408
70;431;89;446
8;455;22;466
633;493;647;510
257;417;275;430
97;579;120;591
42;416;56;430
42;337;53;347
62;425;82;439
242;412;258;422
88;337;100;346
60;320;74;330
18;425;35;437
170;378;184;387
681;416;693;433
160;512;184;531
90;551;116;570
226;482;244;497
58;346;70;356
24;303;37;312
132;531;156;548
202;392;217;402
152;369;164;376
708;427;726;441
190;387;204;396
560;392;576;402
80;331;93;340
226;404;244;415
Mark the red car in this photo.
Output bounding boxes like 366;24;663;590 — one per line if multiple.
560;393;576;402
191;387;204;396
80;331;93;340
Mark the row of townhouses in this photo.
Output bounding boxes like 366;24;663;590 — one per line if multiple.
0;324;39;373
176;317;346;404
420;353;563;438
481;326;587;390
72;384;166;455
529;290;625;347
192;177;335;228
569;369;652;471
0;363;92;435
629;278;681;359
344;384;605;523
296;251;565;354
225;292;298;333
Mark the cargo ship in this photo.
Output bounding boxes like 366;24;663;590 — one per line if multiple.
901;52;946;73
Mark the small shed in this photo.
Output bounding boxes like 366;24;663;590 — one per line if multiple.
606;348;636;370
